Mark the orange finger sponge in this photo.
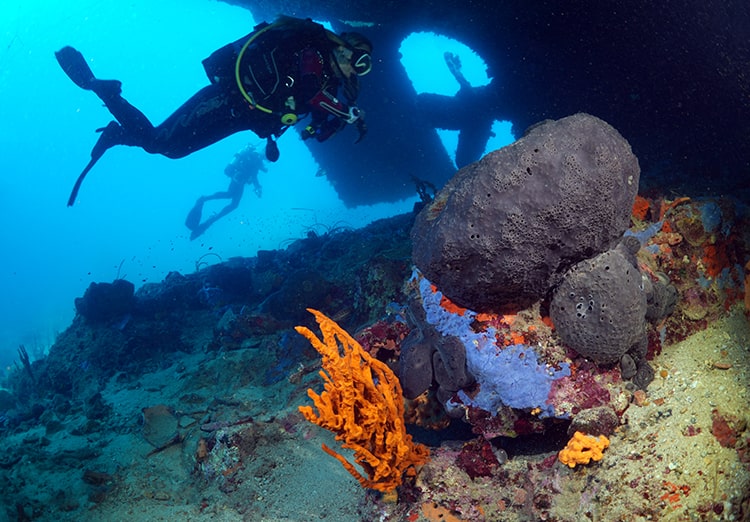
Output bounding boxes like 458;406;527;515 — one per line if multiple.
297;308;429;492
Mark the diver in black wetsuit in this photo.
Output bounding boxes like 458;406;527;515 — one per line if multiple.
55;16;372;206
185;144;267;240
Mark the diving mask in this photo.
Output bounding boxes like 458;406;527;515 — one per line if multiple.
351;48;372;76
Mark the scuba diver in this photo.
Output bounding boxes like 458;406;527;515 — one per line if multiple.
417;52;505;169
185;144;267;240
55;16;373;206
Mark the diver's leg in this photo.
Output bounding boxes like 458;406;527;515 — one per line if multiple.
55;46;151;146
94;89;157;144
199;201;237;231
149;85;275;158
202;191;233;202
225;191;242;213
58;46;269;159
86;85;241;159
189;188;243;239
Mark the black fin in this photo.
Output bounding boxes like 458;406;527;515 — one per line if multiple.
67;123;119;206
55;46;95;90
185;202;203;230
67;155;99;206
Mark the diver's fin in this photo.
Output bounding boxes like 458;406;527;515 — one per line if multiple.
55;46;95;90
67;156;99;206
185;202;203;230
189;223;207;241
67;122;122;206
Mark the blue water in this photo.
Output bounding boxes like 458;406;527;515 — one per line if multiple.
0;0;513;368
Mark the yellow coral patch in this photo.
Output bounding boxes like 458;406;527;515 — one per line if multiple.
558;431;610;468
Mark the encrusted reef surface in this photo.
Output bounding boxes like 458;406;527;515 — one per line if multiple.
2;147;750;519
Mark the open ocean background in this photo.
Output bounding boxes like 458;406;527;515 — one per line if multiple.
0;0;513;369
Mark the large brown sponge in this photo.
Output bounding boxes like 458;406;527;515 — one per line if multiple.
411;113;640;313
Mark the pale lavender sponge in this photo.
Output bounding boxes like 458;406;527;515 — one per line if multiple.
416;271;570;417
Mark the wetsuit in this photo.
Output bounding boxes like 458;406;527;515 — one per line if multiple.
93;17;362;159
57;16;369;205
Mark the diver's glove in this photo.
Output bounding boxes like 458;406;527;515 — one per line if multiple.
344;106;361;124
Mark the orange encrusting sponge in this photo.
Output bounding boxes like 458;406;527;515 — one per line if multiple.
558;431;610;468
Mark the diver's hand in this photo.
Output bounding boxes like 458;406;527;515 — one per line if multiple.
345;106;361;124
355;117;367;144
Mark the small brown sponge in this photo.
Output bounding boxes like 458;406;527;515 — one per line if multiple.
558;431;610;468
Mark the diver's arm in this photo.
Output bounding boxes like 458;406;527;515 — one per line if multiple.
299;47;361;142
308;90;361;123
445;52;471;90
302;90;363;142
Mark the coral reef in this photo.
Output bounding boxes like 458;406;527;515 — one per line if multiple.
393;268;639;441
403;268;642;421
297;309;430;492
455;438;502;479
633;196;749;344
1;186;748;521
557;431;610;468
74;279;135;323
